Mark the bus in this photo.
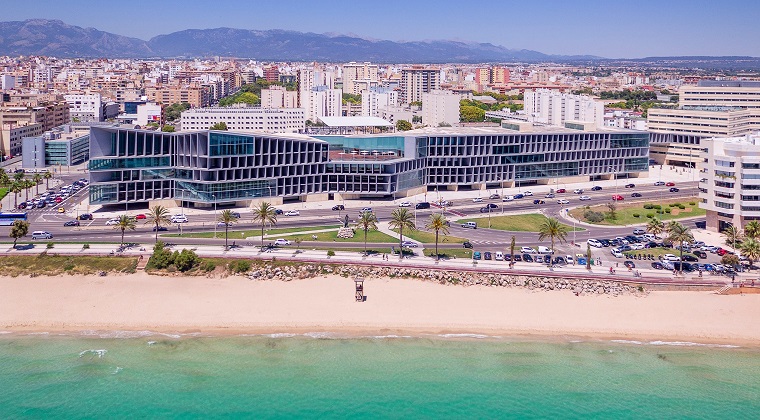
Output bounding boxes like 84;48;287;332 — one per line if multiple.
0;212;28;226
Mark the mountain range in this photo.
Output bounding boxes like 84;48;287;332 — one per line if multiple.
0;19;597;62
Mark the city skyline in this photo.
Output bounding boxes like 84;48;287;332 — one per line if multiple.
1;0;758;59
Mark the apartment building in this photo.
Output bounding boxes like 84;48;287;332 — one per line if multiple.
680;81;760;109
1;122;44;158
145;84;210;108
524;89;604;129
64;93;103;122
180;107;305;133
699;134;760;231
421;90;460;127
361;88;398;118
400;67;441;104
0;101;70;132
261;86;298;109
342;62;378;95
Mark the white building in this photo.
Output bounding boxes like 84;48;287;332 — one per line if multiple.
180;106;305;133
64;93;103;122
1;75;15;90
699;134;760;232
422;90;461;127
342;62;378;95
261;86;298;109
400;67;441;104
361;88;397;118
136;103;162;126
310;87;342;120
524;89;604;128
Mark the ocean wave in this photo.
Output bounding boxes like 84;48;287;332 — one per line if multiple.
611;339;644;345
436;333;498;339
112;367;122;375
366;335;413;339
610;339;740;348
79;330;183;339
263;333;298;338
78;349;107;358
0;331;11;335
302;332;338;339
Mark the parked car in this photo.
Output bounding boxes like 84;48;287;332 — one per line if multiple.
522;254;534;263
612;195;624;201
274;239;291;246
669;187;680;192
651;261;665;270
694;250;708;259
520;246;536;254
462;241;473;249
63;220;80;227
624;261;636;269
401;240;418;248
625;183;636;188
533;199;545;205
665;182;676;186
591;186;603;191
494;251;504;261
681;254;699;262
473;251;482;260
588;239;603;248
512;254;522;262
332;204;345;211
483;251;492;260
16;203;26;210
284;210;300;216
611;249;624;258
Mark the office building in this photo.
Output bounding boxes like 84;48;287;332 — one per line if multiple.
1;122;44;159
88;124;648;208
524;89;604;129
680;81;760;109
137;103;162;126
342;62;379;95
421;90;460;127
22;124;90;169
400;67;441;104
699;134;760;232
180;106;305;133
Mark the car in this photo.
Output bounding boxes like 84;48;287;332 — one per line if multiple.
514;193;525;199
665;182;675;187
533;199;545;205
565;255;574;264
717;248;728;256
681;254;699;262
537;246;553;254
36;201;46;208
472;251;481;260
663;254;680;262
624;261;636;269
472;197;483;203
522;254;534;263
483;251;492;260
135;214;147;220
573;189;584;194
152;226;168;232
231;212;241;219
630;243;644;250
274;239;291;246
398;201;411;207
512;254;522;262
171;215;188;223
611;249;624;258
78;213;93;220
64;220;80;227
591;186;603;191
217;221;231;227
495;252;504;261
523;191;534;196
332;204;345;211
599;239;612;247
57;207;65;213
415;202;431;209
502;196;514;202
520;246;536;254
274;209;284;215
361;207;372;213
669;187;680;192
588;239;603;248
556;188;566;193
479;207;491;213
54;197;62;203
16;203;26;210
633;228;646;235
579;195;591;201
401;240;418;248
552;256;567;265
31;231;53;240
651;261;665;270
694;250;708;259
631;192;642;198
489;194;500;200
462;241;473;249
544;193;555;198
485;203;498;209
612;195;624;201
557;199;570;205
461;222;478;229
284;210;300;216
654;181;666;186
625;183;635;188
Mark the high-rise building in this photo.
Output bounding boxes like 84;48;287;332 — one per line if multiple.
261;86;298;109
342;62;378;95
180;106;305;133
524;89;604;128
361;88;398;118
422;90;460;127
400;67;441;104
263;65;280;83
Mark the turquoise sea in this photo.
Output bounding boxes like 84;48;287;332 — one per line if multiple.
1;333;759;418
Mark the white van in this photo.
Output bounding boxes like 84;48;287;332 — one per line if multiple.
502;195;515;202
537;246;554;254
461;221;477;229
31;231;53;240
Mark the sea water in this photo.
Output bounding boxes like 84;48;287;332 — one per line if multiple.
1;334;758;418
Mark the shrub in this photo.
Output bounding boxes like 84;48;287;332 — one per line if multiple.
652;204;662;210
632;213;640;218
173;249;200;272
46;242;54;249
201;261;216;272
63;262;75;271
82;243;90;249
327;250;336;257
664;208;672;214
147;241;174;270
643;203;654;209
646;213;655;218
689;201;696;206
678;204;686;210
228;260;251;274
583;210;605;223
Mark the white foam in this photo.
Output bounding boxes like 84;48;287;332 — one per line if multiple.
367;335;413;339
0;331;12;335
611;339;644;345
78;349;107;358
112;367;122;374
302;332;337;339
437;333;496;339
264;333;297;338
610;339;740;349
147;341;157;346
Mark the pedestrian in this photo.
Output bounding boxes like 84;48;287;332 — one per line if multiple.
616;262;619;268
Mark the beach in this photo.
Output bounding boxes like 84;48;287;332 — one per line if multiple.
0;273;758;345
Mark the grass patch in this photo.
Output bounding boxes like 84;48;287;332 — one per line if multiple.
301;247;394;254
455;213;582;232
390;228;468;244
0;254;137;276
625;248;700;259
163;224;341;239
287;229;397;243
0;187;7;200
424;248;474;259
570;197;704;226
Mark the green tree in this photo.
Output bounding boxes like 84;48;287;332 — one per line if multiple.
43;170;52;190
173;249;200;272
23;179;34;201
164;102;190;121
460;105;485;122
739;238;760;271
723;225;743;250
13;171;24;183
721;253;740;269
357;211;379;256
0;168;9;188
388;208;416;256
218;209;237;250
666;221;693;274
32;173;42;195
647;217;664;238
252;201;278;249
219;92;260;107
113;214;137;246
146;205;172;243
9;219;29;249
396;120;412;131
744;221;760;239
210;122;228;131
161;125;176;132
147;241;174;270
606;202;617;220
342;93;362;104
537;218;569;264
425;213;450;260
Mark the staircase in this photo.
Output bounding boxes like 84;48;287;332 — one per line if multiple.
715;285;733;295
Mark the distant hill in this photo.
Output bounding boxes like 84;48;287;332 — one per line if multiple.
0;19;599;62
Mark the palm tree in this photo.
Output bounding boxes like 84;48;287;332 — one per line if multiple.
388;208;415;256
510;235;516;266
744;221;760;239
739;238;760;271
357;211;379;256
13;171;24;184
425;213;449;260
32;173;42;195
113;214;136;246
723;225;743;251
646;218;665;239
252;201;278;248
666;221;693;274
218;209;237;250
146;205;172;243
43;170;52;190
10;182;21;209
23;179;34;201
537;217;569;265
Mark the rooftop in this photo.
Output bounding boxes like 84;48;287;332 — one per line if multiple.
405;124;639;136
317;116;393;127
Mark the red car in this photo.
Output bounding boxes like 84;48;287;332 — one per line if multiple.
612;195;624;201
556;188;566;193
666;182;675;186
135;214;147;220
716;248;728;256
54;197;62;203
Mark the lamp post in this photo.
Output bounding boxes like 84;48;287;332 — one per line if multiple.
212;194;217;239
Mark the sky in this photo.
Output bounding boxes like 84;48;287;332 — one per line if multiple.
2;0;758;58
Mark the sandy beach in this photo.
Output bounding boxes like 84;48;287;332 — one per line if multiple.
0;273;759;345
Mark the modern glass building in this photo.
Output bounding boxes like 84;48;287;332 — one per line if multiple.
88;125;648;207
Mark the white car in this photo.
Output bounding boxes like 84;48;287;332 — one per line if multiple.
565;255;574;264
557;199;570;205
588;239;603;248
630;243;645;250
472;197;483;203
274;238;291;246
579;195;591;201
398;201;411;207
573;189;584;194
523;191;533;196
171;215;188;223
611;249;624;258
105;219;120;226
361;207;373;213
284;210;300;216
494;252;504;261
633;228;646;235
520;246;536;254
663;254;681;262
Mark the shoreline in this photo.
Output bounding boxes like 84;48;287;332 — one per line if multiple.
1;273;759;347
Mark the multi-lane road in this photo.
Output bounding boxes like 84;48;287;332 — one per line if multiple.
5;181;702;252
